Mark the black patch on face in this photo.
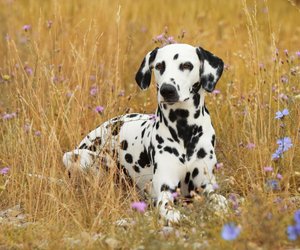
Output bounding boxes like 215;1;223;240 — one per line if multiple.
201;184;206;189
137;147;150;168
125;153;133;163
173;54;179;60
79;143;87;149
188;180;195;192
197;148;207;159
169;109;189;122
120;140;128;150
111;121;124;136
211;135;215;147
133;165;140;173
155;61;166;75
192;168;199;178
170;78;176;84
179;62;194;71
156;134;164;144
184;172;190;184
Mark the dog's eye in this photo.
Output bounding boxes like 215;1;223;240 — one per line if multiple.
180;62;193;71
155;63;163;71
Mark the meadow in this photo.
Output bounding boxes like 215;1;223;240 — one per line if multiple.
0;0;300;249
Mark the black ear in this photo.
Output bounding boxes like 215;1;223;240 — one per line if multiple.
196;47;224;92
135;47;159;90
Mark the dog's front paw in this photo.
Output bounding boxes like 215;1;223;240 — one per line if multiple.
160;206;181;224
208;193;228;212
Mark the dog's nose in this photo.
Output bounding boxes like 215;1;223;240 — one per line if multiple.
160;84;179;102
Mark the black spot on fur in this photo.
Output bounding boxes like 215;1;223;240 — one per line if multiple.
120;140;128;150
156;122;159;129
168;126;179;143
173;54;178;60
164;146;179;157
197;148;207;159
179;62;194;71
192;82;201;93
127;113;139;118
155;61;166;75
211;135;215;147
193;93;200;108
188;180;195;192
141;121;147;126
192;168;199;178
141;128;146;138
204;105;210;115
133;165;140;173
88;145;97;152
79;143;87;149
185;172;190;184
149;48;158;65
156;134;164;144
125;153;133;163
169;109;189;122
137;147;150;168
194;109;200;119
161;184;170;192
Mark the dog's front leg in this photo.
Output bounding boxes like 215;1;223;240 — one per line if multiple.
192;163;228;212
152;156;184;223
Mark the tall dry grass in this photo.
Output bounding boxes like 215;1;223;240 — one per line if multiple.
0;0;300;249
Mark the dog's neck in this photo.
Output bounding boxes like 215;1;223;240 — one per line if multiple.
156;91;208;127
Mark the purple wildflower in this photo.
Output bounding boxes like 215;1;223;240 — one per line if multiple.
278;93;288;100
131;201;147;213
287;225;298;241
213;183;219;190
266;179;280;191
166;36;176;44
294;210;300;224
24;66;33;76
2;112;16;120
90;86;98;96
296;51;300;57
264;166;273;172
278;137;293;152
221;223;241;240
246;143;255;149
47;20;53;29
0;167;10;175
284;49;288;56
212;89;221;95
89;75;96;82
34;130;41;136
281;75;289;83
118;90;125;97
172;192;178;199
275;108;289;119
22;25;31;32
215;162;223;170
94;106;104;113
277;173;283;180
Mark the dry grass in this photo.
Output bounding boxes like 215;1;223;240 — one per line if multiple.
0;0;300;249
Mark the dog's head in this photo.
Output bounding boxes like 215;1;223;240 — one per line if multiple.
135;44;224;104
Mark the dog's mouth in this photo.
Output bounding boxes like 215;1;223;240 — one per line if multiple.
160;97;190;105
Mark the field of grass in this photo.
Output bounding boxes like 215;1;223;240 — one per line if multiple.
0;0;300;249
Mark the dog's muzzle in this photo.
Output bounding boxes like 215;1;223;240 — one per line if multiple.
160;84;179;103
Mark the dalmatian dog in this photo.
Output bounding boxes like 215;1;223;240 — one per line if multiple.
63;43;227;222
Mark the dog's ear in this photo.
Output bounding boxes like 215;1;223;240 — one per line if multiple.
196;47;224;92
135;47;159;90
